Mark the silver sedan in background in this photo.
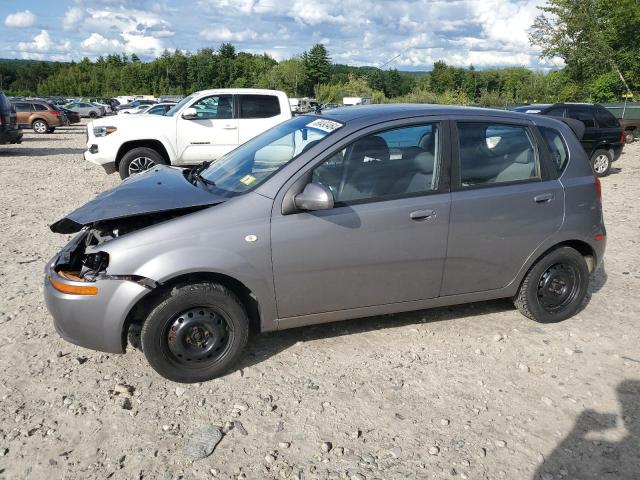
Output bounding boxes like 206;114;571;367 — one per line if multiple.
64;101;105;118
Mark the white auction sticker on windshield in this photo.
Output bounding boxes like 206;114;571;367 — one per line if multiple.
306;119;343;133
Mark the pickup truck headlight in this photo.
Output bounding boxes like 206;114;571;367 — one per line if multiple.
93;126;117;137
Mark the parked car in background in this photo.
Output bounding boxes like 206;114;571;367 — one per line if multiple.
64;101;104;118
514;103;624;177
0;92;23;144
158;95;183;103
85;88;292;178
602;101;640;143
60;107;81;124
136;103;176;115
117;99;156;112
82;98;114;114
343;97;371;106
12;99;67;133
47;105;606;382
118;105;148;115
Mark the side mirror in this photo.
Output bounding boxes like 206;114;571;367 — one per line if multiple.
294;183;334;211
182;107;198;120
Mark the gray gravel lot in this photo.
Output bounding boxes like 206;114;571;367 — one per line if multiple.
0;122;638;480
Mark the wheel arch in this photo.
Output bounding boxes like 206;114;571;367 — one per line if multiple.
115;139;172;170
121;271;261;351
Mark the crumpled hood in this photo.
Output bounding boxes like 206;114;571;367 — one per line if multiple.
50;166;226;234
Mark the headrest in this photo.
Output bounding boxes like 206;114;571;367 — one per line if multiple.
412;152;434;174
350;135;389;163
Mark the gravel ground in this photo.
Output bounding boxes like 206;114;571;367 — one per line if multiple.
0;122;638;480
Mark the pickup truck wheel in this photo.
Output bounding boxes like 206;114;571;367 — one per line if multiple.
119;147;166;179
590;149;611;177
514;246;589;323
141;282;249;383
32;119;48;134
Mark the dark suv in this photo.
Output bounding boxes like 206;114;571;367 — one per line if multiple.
514;103;624;176
0;92;23;145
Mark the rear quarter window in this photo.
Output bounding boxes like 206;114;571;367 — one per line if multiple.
539;126;569;174
594;108;619;128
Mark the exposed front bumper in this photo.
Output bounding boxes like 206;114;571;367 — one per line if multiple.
44;255;151;354
84;138;117;174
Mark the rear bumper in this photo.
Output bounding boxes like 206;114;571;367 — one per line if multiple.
44;255;151;354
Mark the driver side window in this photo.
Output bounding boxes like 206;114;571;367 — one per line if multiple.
312;123;439;204
190;95;233;120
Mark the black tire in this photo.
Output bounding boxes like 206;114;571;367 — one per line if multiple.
590;149;611;177
89;111;97;118
140;282;249;383
32;119;48;134
514;246;589;323
46;127;55;134
118;147;166;179
625;131;635;144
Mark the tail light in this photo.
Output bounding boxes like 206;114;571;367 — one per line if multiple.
620;129;625;144
51;110;61;116
594;175;602;206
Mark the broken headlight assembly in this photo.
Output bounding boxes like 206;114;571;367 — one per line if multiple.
93;126;117;137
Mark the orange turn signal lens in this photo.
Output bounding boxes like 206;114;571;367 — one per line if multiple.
49;275;99;295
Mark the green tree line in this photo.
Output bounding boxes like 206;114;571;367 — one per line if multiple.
0;0;637;106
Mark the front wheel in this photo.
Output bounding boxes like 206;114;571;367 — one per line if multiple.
32;119;48;134
141;282;249;383
590;149;612;177
118;147;166;179
89;111;97;118
514;246;589;323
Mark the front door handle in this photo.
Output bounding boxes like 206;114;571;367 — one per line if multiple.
410;209;436;220
534;193;554;203
222;124;237;130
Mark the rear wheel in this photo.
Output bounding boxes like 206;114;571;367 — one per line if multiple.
514;247;589;323
141;282;249;383
32;119;48;134
118;147;166;179
590;149;611;177
89;111;97;118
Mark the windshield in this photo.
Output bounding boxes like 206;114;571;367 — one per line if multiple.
166;93;197;116
199;115;344;197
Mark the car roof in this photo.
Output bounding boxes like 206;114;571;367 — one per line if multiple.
192;88;286;97
306;103;537;123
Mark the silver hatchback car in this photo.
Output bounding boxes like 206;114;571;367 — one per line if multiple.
45;105;606;382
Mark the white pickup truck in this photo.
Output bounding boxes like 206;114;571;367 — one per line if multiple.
85;89;292;178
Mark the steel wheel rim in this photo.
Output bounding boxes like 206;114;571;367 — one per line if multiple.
128;156;156;175
593;154;609;173
164;307;232;366
34;121;46;133
537;263;580;313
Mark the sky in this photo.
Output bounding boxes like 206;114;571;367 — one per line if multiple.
0;0;562;71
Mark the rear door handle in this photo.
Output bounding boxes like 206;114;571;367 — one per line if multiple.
534;193;554;203
222;124;237;130
410;209;436;220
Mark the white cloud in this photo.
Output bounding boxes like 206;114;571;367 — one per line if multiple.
199;27;258;42
4;10;36;28
81;33;123;52
63;7;84;30
17;30;71;60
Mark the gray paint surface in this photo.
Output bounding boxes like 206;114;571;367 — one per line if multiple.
45;105;607;354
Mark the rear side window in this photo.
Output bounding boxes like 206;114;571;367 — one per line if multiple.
457;123;539;187
594;108;619;128
33;103;48;111
566;108;595;128
539;127;569;174
239;95;281;119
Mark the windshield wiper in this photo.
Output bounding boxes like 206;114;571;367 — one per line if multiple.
188;161;216;187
